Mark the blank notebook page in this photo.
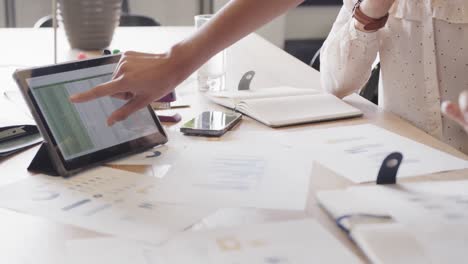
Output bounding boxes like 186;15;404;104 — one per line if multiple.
238;94;362;127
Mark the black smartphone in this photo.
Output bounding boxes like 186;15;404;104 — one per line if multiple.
180;111;242;137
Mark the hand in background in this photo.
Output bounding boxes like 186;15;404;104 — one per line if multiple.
70;49;191;126
442;91;468;133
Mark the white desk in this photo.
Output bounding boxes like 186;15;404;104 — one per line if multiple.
0;27;467;263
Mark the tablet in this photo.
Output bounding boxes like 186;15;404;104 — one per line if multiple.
14;55;168;176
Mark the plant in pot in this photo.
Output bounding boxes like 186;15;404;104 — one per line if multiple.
58;0;122;50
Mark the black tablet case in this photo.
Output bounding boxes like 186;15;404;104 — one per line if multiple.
28;143;60;176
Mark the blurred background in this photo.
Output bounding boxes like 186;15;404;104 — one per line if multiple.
0;0;342;65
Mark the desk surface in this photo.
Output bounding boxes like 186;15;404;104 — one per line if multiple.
0;27;467;263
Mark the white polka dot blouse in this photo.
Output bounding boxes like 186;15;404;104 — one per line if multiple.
321;0;468;154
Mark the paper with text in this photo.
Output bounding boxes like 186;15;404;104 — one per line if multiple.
66;219;362;264
165;219;362;264
0;167;214;244
149;143;312;210
283;124;468;183
349;180;468;263
66;238;163;264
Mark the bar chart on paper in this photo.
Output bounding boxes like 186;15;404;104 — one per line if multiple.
193;155;267;191
0;167;214;244
150;144;312;210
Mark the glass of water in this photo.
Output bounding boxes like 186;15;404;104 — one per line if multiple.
194;14;226;92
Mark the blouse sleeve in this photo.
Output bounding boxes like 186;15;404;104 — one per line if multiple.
320;0;380;98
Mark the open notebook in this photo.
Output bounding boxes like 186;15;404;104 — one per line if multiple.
206;87;363;127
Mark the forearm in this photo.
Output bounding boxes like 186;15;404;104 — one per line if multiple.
320;1;380;98
171;0;303;81
70;0;304;124
321;20;379;98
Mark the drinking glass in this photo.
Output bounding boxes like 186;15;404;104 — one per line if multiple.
194;14;226;92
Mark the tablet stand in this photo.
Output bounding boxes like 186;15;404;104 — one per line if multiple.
28;143;60;176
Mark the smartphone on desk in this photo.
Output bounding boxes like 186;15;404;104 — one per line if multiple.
180;111;242;137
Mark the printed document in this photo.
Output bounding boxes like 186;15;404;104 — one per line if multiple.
149;143;312;210
349;180;468;263
318;180;468;263
66;219;362;264
283;124;468;183
0;167;214;244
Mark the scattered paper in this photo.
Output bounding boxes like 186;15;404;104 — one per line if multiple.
0;167;214;244
107;129;218;166
193;207;306;230
347;180;468;263
66;238;162;264
282;124;468;183
66;219;362;264
107;131;307;211
349;180;468;226
163;219;361;263
148;143;312;210
0;66;20;93
351;223;431;264
107;145;178;166
318;180;468;263
0;96;35;127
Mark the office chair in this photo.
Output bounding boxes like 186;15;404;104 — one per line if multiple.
310;48;380;105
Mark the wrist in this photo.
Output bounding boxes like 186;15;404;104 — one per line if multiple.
167;42;200;84
353;1;391;32
354;19;377;33
359;1;391;19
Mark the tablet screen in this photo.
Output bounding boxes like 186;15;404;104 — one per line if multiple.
26;64;160;161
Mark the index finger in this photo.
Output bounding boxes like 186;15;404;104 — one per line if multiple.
70;77;124;103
